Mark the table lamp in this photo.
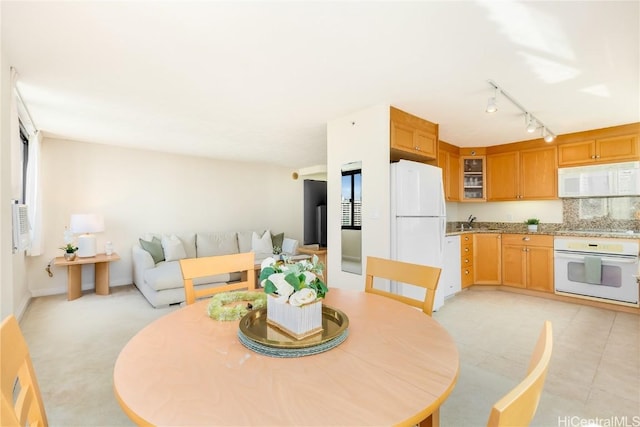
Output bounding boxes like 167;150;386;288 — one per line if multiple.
70;214;104;257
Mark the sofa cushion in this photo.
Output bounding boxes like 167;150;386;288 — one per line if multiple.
237;231;261;253
252;230;273;258
282;237;299;255
197;232;239;257
161;235;188;262
139;237;164;264
271;232;284;252
144;233;197;259
144;261;234;292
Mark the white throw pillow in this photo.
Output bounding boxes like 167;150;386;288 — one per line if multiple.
251;230;273;255
161;235;187;262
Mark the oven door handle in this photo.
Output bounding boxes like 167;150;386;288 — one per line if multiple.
554;253;639;264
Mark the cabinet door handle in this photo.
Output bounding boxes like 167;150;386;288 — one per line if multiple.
523;237;530;241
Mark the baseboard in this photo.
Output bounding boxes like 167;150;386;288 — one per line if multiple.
468;285;640;314
29;280;133;298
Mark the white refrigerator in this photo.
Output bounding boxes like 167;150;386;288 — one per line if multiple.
390;160;446;311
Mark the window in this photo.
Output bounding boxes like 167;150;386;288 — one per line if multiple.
19;119;29;204
341;169;361;229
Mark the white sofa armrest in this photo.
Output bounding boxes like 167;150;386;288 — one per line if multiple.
132;244;155;286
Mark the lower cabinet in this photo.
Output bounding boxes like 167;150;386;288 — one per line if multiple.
501;234;554;292
473;233;502;284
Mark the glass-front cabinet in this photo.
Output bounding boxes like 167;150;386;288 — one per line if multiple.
462;156;486;201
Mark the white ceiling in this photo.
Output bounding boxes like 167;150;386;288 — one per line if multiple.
2;1;639;169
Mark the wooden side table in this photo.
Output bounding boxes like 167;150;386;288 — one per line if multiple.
53;253;121;301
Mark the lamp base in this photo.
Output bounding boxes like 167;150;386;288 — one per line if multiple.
77;234;97;258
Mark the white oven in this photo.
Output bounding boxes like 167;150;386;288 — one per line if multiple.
554;237;639;306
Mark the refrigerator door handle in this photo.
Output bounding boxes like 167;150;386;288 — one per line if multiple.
439;176;446;217
440;217;446;257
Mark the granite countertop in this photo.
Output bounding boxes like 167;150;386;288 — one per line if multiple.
446;228;640;239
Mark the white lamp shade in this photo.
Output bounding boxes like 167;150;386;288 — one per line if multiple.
70;214;104;234
70;214;104;257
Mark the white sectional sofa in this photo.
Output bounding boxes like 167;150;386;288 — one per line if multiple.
132;230;298;308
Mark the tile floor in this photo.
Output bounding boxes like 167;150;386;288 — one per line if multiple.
434;288;640;426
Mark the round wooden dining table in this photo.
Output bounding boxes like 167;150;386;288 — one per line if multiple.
113;289;459;426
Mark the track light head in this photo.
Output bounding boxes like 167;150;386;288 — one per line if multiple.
486;97;497;113
543;127;555;143
526;114;537;133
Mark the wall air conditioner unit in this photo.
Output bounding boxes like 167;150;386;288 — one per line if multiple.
12;202;31;253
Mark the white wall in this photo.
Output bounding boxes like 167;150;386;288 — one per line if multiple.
0;40;15;319
26;137;304;296
327;104;390;291
0;52;31;319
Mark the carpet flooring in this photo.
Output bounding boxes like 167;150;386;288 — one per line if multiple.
18;285;640;426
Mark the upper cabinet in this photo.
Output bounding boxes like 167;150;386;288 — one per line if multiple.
461;156;486;201
390;107;438;162
487;146;557;201
558;133;639;167
438;141;460;201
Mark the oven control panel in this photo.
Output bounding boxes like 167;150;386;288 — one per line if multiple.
554;238;639;256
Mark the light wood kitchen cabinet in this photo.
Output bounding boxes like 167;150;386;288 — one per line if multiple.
461;156;486;201
473;233;501;285
438;143;460;201
487;146;557;201
460;233;474;288
558;134;639;167
487;151;518;200
501;234;554;292
390;106;438;161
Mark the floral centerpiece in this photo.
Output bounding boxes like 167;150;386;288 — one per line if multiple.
259;255;327;339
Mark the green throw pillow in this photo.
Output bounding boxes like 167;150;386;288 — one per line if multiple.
139;237;165;264
271;232;284;253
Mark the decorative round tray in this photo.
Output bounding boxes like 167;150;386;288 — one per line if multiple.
237;305;349;357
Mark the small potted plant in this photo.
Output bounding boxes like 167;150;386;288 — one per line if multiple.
525;218;540;232
60;243;78;261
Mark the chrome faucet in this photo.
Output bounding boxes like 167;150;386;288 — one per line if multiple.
467;215;477;228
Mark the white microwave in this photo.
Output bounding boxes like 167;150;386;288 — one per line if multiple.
558;161;640;198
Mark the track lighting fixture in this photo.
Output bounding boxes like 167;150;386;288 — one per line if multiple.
486;89;498;113
526;113;537;133
486;80;556;142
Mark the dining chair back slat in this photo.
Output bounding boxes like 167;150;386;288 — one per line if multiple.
179;252;256;305
1;315;48;427
365;256;441;316
487;321;553;427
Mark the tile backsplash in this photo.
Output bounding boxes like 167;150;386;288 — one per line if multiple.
447;197;640;233
563;197;639;231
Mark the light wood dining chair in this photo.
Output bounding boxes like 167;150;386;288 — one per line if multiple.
487;321;553;427
365;256;442;316
179;252;256;305
1;315;48;427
